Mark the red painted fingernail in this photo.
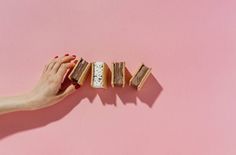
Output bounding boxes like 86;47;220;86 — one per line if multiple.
64;53;69;56
74;60;78;63
72;55;76;58
54;56;58;58
75;84;80;89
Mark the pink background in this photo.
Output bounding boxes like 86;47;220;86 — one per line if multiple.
0;0;236;154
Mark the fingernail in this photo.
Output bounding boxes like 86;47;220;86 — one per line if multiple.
54;56;58;58
75;84;80;89
74;60;78;63
72;55;76;58
65;53;69;56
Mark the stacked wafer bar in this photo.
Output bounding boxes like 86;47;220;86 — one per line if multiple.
129;64;151;90
91;62;108;88
68;58;151;90
111;62;125;87
68;58;90;85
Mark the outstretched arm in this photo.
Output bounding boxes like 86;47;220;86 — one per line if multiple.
0;54;77;115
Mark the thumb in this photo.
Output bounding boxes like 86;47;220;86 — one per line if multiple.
58;84;78;99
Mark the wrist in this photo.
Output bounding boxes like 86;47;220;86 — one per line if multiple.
23;89;55;111
20;91;44;111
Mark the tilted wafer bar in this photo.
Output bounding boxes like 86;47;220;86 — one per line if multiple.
129;64;151;90
68;58;90;85
111;62;125;87
91;62;108;88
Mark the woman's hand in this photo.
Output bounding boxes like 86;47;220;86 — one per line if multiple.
27;54;78;110
0;54;78;114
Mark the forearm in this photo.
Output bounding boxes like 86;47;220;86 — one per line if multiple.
0;55;76;115
0;93;34;115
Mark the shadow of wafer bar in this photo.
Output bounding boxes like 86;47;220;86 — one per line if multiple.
136;73;162;107
115;67;137;105
96;65;116;105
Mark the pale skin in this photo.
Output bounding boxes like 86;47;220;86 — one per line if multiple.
0;54;78;115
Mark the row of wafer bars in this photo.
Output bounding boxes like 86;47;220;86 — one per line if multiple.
69;58;152;90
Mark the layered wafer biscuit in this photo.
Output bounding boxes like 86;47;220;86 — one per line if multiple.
91;62;108;88
68;58;90;85
111;62;125;87
129;64;151;90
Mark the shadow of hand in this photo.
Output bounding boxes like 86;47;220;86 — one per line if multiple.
0;71;162;140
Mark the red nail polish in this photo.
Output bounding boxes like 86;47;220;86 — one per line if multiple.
65;53;69;56
75;84;80;89
54;56;58;58
72;55;76;58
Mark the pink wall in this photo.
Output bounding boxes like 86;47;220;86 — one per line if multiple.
0;0;236;154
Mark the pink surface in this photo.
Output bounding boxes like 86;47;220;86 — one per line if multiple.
0;0;236;154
